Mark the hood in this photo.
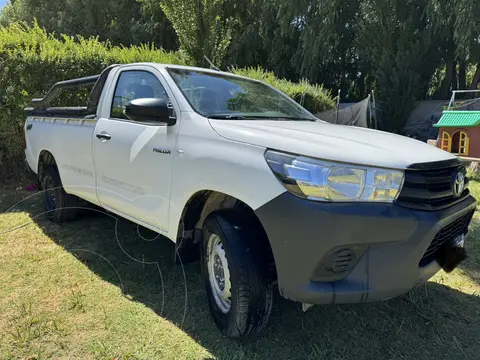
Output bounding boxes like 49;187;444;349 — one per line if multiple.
208;120;455;169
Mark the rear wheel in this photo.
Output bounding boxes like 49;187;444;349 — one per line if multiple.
41;167;80;223
201;211;273;338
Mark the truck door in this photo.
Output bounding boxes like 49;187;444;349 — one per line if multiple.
93;65;179;233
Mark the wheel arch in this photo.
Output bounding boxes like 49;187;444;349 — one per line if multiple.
178;190;262;239
176;190;276;278
37;150;58;181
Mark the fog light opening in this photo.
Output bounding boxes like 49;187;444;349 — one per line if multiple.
311;245;368;282
330;249;356;273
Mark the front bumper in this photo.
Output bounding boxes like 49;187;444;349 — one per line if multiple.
255;192;476;305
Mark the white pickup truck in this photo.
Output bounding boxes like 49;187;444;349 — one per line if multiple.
24;63;476;338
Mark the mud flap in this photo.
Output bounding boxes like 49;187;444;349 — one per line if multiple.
302;303;314;312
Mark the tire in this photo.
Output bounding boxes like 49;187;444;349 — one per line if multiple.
201;210;273;338
41;166;79;223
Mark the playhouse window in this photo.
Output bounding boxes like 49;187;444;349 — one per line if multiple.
441;131;451;152
448;130;470;156
458;131;469;156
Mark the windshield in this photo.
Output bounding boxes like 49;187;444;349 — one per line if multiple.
167;68;315;121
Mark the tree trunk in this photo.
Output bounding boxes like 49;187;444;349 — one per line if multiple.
440;59;454;99
359;71;365;99
197;0;207;65
459;61;467;90
438;32;456;99
470;63;480;90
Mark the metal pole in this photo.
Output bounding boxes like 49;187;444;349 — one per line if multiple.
368;94;372;126
448;89;480;93
447;91;456;110
336;90;341;124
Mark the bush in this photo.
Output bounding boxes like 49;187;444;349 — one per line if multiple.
0;23;333;179
467;162;480;182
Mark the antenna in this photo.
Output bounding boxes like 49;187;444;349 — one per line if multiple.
204;55;220;71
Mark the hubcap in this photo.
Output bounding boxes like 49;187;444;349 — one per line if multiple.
45;177;57;210
207;234;231;313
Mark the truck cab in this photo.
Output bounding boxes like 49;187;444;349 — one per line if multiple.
25;63;476;338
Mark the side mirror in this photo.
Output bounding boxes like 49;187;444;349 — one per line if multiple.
124;98;176;126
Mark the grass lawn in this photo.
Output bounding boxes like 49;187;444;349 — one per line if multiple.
0;181;479;360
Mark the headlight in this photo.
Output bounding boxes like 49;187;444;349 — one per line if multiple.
265;150;404;202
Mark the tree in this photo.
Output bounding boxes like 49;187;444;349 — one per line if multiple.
223;0;365;100
223;0;269;70
137;0;178;51
454;0;480;89
426;0;480;95
1;0;477;131
0;0;178;50
427;0;463;97
286;0;363;99
160;0;235;66
357;0;435;132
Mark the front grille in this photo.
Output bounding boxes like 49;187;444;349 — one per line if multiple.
396;161;469;211
419;210;474;267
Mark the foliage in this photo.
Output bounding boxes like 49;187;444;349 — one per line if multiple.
274;0;363;99
2;0;480;134
159;0;235;66
357;0;435;132
426;0;480;94
232;67;335;114
0;23;333;178
0;0;178;50
0;23;184;178
454;0;480;89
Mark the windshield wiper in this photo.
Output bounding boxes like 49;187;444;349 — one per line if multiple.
243;115;316;121
206;114;247;120
206;114;316;121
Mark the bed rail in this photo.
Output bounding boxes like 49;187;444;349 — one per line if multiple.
25;64;119;117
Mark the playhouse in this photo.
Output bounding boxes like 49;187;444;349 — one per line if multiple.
434;111;480;157
433;90;480;159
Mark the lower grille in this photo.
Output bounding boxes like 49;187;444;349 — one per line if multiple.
396;160;469;211
419;210;474;267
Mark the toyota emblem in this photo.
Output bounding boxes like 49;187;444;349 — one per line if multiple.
453;172;465;197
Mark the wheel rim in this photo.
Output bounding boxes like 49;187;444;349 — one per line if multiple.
44;176;57;210
207;233;231;313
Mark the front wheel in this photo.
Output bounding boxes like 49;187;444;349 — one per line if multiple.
201;211;273;338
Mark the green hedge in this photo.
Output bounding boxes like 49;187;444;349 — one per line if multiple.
0;23;333;179
0;23;185;178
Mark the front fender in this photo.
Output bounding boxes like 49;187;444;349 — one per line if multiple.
166;116;285;241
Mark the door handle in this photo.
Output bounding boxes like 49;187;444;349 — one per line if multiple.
96;131;111;141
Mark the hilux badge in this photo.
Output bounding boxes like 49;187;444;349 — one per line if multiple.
153;148;171;155
453;172;465;197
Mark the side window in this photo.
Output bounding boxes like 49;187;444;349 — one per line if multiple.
111;70;169;120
